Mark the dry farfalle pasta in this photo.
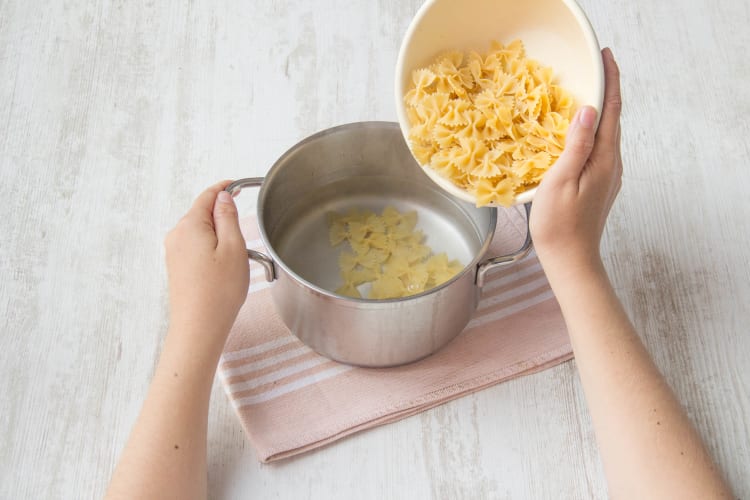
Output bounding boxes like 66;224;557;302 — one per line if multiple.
404;39;576;207
328;206;463;299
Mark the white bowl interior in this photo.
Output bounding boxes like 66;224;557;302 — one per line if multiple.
395;0;605;205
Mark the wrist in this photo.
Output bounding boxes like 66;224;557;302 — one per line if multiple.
540;256;622;338
165;319;232;358
152;329;223;398
538;251;608;291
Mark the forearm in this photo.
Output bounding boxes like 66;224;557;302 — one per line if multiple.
106;327;227;500
545;259;731;499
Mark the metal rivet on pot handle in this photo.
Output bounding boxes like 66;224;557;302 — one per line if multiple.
475;203;533;288
225;178;276;282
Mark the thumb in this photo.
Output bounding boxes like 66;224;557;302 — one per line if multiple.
213;190;245;250
545;106;598;185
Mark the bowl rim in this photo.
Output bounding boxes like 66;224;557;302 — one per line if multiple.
394;0;605;206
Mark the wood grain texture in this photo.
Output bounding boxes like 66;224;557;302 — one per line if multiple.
0;0;747;498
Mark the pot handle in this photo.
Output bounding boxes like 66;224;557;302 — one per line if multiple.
225;178;276;282
475;203;533;288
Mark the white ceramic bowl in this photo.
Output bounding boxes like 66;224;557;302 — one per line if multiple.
395;0;605;205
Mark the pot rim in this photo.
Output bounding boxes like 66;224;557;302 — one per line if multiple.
257;121;498;304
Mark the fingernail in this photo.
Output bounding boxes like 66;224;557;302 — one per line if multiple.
579;106;597;129
217;191;233;204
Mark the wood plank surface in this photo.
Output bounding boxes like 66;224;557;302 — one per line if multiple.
0;0;748;498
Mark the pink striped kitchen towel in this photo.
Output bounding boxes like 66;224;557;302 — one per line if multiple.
219;205;572;462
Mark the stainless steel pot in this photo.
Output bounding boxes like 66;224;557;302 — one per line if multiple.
227;122;531;367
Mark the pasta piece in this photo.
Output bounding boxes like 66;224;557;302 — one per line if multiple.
347;267;379;286
409;118;436;145
456;109;487;141
366;231;391;250
381;205;402;226
347;221;369;243
358;247;390;269
370;276;406;300
454;137;488;172
473;177;516;207
426;253;464;287
404;68;438;107
422;92;452;116
437;99;471;127
382;254;410;278
401;265;430;294
472;149;505;178
339;251;359;272
328;219;348;246
402;211;418;231
411;142;436;165
336;282;362;298
433;123;458;149
394;242;431;265
429;149;460;180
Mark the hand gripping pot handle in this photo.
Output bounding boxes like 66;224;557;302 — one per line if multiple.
225;178;276;282
475;203;533;288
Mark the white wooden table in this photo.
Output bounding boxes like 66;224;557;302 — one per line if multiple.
1;1;748;498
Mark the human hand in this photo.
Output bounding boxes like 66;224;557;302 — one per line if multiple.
164;180;250;342
529;48;622;277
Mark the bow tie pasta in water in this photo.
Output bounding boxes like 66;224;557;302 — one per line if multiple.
328;207;463;299
404;39;576;207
